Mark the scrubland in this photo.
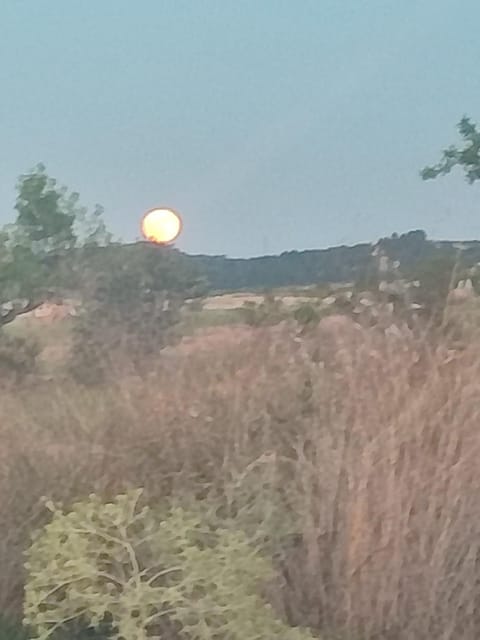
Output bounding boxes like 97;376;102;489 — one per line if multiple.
2;306;480;639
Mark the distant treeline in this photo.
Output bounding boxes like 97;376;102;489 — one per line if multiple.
186;230;480;292
71;230;480;297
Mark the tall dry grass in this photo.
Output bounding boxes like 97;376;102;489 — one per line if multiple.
2;319;480;639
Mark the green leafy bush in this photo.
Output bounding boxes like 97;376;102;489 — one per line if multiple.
24;490;314;640
293;302;320;327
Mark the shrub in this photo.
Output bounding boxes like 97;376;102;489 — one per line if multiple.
24;490;315;640
0;331;40;384
69;244;204;383
293;302;320;327
241;294;287;327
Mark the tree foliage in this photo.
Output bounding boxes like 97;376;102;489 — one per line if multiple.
0;165;114;380
69;243;206;382
13;163;111;252
0;164;111;327
421;116;480;183
24;490;314;640
13;166;76;253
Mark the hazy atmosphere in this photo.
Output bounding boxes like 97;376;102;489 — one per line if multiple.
1;0;479;257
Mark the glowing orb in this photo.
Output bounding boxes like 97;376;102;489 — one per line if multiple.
141;207;182;244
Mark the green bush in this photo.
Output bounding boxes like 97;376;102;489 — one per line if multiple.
241;294;287;327
293;302;320;327
24;490;315;640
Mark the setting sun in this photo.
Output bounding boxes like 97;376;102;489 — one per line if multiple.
141;208;182;244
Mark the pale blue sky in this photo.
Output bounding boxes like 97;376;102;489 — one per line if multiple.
1;0;479;257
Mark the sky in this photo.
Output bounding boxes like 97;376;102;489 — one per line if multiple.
0;0;479;258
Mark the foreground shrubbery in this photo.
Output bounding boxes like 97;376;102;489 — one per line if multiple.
24;490;312;640
3;319;480;639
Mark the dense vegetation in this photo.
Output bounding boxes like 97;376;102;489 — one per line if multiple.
186;230;480;291
2;116;480;640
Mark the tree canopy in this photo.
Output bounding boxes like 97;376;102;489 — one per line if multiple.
421;116;480;183
0;164;115;324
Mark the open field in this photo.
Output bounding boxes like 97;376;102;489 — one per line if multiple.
1;290;324;371
201;291;317;310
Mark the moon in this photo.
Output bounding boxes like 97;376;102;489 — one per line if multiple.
141;208;182;244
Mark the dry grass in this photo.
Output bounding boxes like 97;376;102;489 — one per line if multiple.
2;318;480;639
202;292;315;310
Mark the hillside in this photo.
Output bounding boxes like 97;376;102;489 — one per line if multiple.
186;230;480;292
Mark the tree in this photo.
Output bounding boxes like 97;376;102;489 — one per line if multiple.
69;242;207;383
0;165;112;381
13;164;76;253
13;163;111;252
421;116;480;183
0;164;111;328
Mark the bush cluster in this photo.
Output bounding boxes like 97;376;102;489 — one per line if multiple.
23;490;313;640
